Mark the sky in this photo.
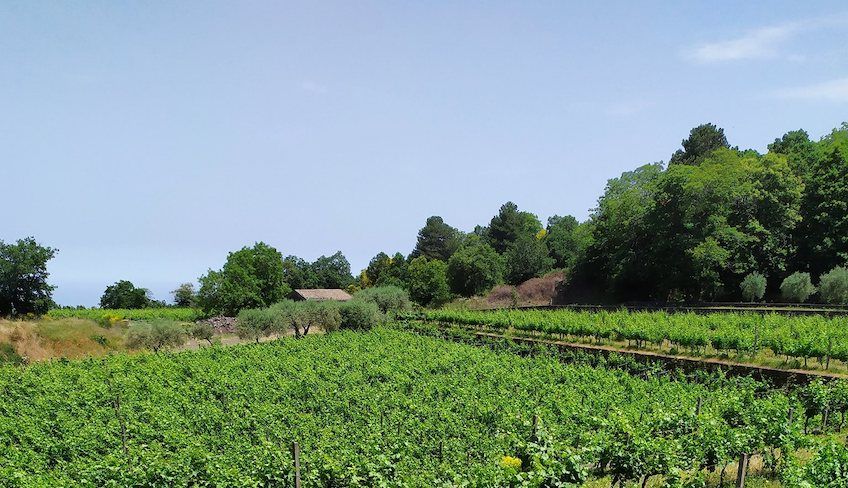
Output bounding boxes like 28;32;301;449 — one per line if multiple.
2;1;848;306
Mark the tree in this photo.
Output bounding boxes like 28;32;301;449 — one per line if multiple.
189;321;215;346
504;234;554;285
339;300;381;330
740;272;767;302
171;283;197;307
281;255;318;290
407;256;451;307
579;163;663;298
235;307;280;343
795;145;848;277
446;236;504;296
411;216;462;261
311;251;354;289
197;242;291;316
669;123;730;166
546;215;592;270
125;320;187;352
484;202;543;253
364;252;392;287
0;237;57;316
780;272;816;303
288;300;341;338
353;286;412;314
377;253;410;288
100;280;151;309
818;266;848;305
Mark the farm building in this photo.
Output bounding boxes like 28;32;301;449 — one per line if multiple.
290;289;353;302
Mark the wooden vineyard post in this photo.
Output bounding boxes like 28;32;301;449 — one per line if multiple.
735;453;748;488
822;407;829;432
532;414;539;439
695;397;702;416
292;442;301;488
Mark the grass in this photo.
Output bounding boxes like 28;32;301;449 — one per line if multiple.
0;317;128;361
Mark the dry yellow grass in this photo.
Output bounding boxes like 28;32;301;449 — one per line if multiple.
0;317;127;361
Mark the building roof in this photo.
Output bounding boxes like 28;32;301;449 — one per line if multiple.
292;289;353;301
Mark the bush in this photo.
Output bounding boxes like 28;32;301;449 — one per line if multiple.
126;320;187;352
354;286;412;314
189;321;215;345
780;272;816;303
339;300;381;330
235;307;281;343
288;301;341;337
740;272;767;302
818;266;848;304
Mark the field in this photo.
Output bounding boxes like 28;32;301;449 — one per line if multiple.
2;326;847;486
423;309;848;373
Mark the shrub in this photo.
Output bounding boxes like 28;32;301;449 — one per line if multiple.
189;321;215;345
288;301;341;337
125;320;187;352
235;307;281;343
354;286;412;314
339;300;381;330
780;272;816;303
818;266;848;305
740;272;767;302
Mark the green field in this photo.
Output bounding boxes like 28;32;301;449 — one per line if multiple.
2;326;847;486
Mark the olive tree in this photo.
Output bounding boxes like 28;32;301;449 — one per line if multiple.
819;267;848;304
780;272;816;303
126;320;187;352
740;272;767;302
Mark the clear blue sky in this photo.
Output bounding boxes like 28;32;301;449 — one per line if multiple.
2;1;847;306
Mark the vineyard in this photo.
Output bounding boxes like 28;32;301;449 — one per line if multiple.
46;307;202;324
422;309;848;371
1;327;848;486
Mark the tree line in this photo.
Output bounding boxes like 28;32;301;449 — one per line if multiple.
2;122;847;316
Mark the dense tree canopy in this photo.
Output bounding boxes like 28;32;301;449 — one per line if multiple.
411;216;462;262
446;236;504;296
100;280;152;309
0;237;57;316
197;242;291;316
407;256;451;307
311;251;354;289
484;202;543;253
669;123;730;166
504;234;554;285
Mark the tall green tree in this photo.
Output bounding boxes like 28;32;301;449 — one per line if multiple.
504;234;554;285
311;251;354;289
100;280;152;309
484;202;544;253
197;242;291;316
794;128;848;276
364;252;392;287
171;283;197;307
580;163;664;297
377;252;409;288
446;236;504;296
281;255;317;290
0;237;57;316
407;256;451;307
411;216;462;261
669;123;730;166
546;215;592;270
